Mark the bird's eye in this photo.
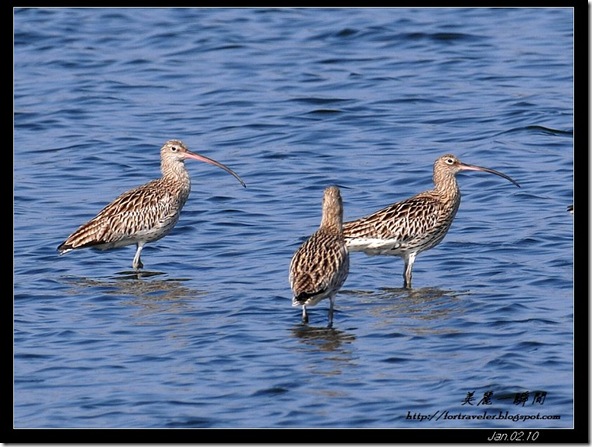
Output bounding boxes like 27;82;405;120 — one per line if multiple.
171;146;178;152
446;158;454;164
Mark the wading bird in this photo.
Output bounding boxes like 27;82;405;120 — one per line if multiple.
58;139;245;270
290;186;349;327
343;154;520;288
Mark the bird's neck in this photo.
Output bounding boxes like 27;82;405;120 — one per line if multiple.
161;161;192;197
321;208;344;233
162;160;190;182
432;171;461;205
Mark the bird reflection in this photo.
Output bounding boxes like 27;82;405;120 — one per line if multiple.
291;324;356;352
344;286;468;335
379;286;465;311
290;324;357;378
116;269;168;280
61;274;205;316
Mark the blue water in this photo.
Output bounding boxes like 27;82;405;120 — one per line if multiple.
14;7;574;433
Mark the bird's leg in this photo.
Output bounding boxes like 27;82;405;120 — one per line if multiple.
403;268;412;289
403;253;416;289
132;243;145;270
302;305;309;323
327;297;334;328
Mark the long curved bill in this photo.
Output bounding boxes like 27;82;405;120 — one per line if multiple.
459;162;520;188
186;150;246;188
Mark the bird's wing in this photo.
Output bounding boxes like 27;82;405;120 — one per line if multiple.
289;230;349;304
58;180;179;251
343;194;448;246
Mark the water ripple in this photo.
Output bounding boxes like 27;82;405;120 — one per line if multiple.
14;7;574;430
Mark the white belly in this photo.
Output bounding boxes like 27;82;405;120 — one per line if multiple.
346;238;406;256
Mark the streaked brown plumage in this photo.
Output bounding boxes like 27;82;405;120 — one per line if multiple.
343;154;520;289
58;139;245;270
289;185;349;327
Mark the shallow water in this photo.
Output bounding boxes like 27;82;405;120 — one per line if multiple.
14;7;574;435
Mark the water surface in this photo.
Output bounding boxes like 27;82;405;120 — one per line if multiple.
14;7;574;435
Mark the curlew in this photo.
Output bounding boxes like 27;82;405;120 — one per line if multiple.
58;139;245;270
343;154;520;289
289;185;349;327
